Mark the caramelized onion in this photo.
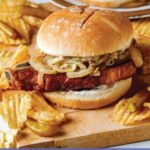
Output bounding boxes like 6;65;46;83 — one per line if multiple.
67;64;94;78
29;50;129;78
52;63;77;73
29;58;56;74
37;72;44;86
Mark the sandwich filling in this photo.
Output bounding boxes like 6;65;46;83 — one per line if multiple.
5;49;138;92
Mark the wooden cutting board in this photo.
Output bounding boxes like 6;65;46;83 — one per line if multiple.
17;76;150;148
18;105;150;148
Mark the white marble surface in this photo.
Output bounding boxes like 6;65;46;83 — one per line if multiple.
30;0;150;148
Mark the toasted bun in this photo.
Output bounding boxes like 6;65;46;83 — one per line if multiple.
44;78;132;109
78;0;138;8
37;6;133;57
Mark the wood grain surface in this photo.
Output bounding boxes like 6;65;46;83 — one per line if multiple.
19;105;150;148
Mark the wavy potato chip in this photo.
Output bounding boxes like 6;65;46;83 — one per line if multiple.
28;92;65;125
0;46;14;73
0;130;17;148
0;46;14;89
0;0;27;19
0;20;18;39
0;7;22;19
26;119;59;137
0;29;27;45
0;0;48;46
0;91;32;129
0;73;9;90
7;45;30;68
132;19;150;53
114;91;150;125
23;16;43;28
0;88;65;144
0;0;26;7
0;90;65;141
0;18;30;44
132;19;150;38
0;45;30;90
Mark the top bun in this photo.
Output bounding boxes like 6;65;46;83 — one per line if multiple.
78;0;137;8
37;6;133;57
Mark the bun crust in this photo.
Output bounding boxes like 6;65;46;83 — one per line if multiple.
78;0;136;8
44;78;132;109
37;6;133;57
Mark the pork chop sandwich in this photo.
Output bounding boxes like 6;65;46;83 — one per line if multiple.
6;6;143;109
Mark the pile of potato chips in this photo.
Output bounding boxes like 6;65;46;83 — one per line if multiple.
114;90;150;125
113;18;150;126
0;44;65;148
0;0;50;45
0;90;65;148
132;18;150;51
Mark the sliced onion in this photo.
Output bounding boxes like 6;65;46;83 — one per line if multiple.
44;56;64;65
29;50;129;78
65;60;87;69
37;72;44;86
29;58;56;74
92;67;101;76
52;63;77;73
66;64;94;78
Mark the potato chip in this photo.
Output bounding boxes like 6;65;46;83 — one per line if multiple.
7;45;30;68
0;0;48;46
0;0;27;20
0;130;17;148
132;19;150;39
0;0;26;7
0;46;14;89
0;29;26;45
26;119;59;137
114;91;150;125
0;18;30;44
23;16;43;28
132;19;150;53
0;90;65;139
0;46;14;73
0;91;32;129
0;20;18;39
0;7;22;19
28;92;65;125
0;73;9;90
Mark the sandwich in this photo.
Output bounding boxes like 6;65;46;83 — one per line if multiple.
5;6;143;109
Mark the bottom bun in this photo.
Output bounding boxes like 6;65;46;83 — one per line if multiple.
44;78;132;109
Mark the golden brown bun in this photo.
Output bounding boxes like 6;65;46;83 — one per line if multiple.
78;0;145;8
37;6;133;57
44;78;132;109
